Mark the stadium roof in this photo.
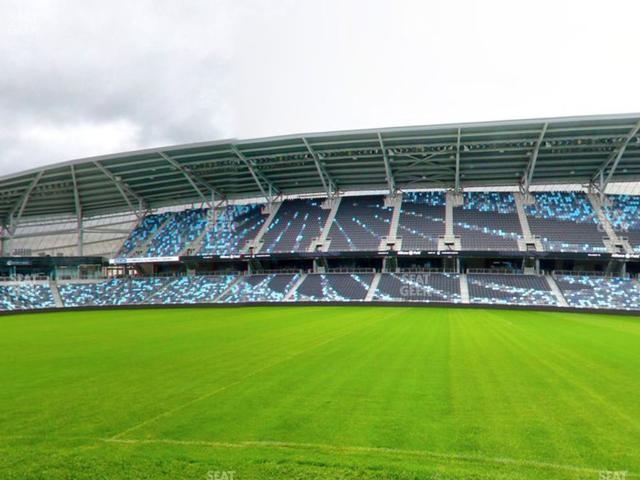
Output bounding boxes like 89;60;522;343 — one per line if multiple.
1;113;640;223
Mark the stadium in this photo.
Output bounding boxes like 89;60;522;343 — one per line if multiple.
2;113;640;479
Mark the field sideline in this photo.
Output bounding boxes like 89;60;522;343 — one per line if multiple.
0;306;638;479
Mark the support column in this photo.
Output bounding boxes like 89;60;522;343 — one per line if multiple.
380;194;403;250
438;191;461;250
7;216;16;255
513;192;541;251
0;223;8;256
76;213;84;256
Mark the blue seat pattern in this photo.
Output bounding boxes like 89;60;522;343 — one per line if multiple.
454;193;522;250
199;204;266;255
467;274;556;306
555;275;640;310
292;274;374;301
327;196;393;251
0;283;55;310
525;192;607;252
373;273;461;302
261;200;328;253
397;192;446;250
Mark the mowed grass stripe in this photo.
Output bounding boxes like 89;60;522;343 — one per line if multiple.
0;307;373;437
126;307;414;443
478;309;640;470
466;311;606;468
110;307;392;440
1;306;639;479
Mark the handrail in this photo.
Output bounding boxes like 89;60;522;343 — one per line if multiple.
466;268;525;275
397;267;456;273
552;270;628;278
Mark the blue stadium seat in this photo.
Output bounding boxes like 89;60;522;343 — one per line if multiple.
327;196;392;251
397;192;446;250
555;275;640;310
454;193;523;250
199;204;265;255
0;283;55;310
292;274;374;301
261;200;328;253
373;273;461;303
525;192;607;252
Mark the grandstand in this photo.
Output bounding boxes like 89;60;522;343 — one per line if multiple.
2;113;640;313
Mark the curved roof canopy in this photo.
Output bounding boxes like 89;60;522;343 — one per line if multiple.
1;113;640;222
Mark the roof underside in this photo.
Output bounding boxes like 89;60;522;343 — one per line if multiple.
2;113;640;222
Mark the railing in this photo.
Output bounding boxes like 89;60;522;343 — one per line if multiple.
324;267;376;274
466;268;525;275
248;269;303;275
0;274;50;282
552;270;628;278
397;267;456;274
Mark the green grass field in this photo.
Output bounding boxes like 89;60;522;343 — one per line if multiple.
1;306;639;479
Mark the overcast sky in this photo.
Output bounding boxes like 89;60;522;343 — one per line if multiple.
1;0;639;176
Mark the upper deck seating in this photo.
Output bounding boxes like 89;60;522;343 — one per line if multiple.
327;196;392;251
119;213;171;256
454;193;522;251
604;195;640;252
199;204;266;255
145;209;208;257
221;274;299;302
467;274;556;306
525;192;607;252
397;192;446;250
261;200;328;253
373;273;461;302
555;275;640;310
0;283;55;310
292;273;374;301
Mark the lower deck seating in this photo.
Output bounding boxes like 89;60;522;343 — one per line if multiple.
373;273;460;302
147;275;236;304
292;273;374;301
59;277;170;307
222;274;299;302
8;273;640;312
0;283;55;310
467;274;556;306
555;275;640;310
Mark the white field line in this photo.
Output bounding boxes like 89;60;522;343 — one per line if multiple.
2;434;634;477
109;321;370;440
104;437;634;476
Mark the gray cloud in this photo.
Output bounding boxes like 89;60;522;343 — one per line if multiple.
0;0;237;173
1;0;640;176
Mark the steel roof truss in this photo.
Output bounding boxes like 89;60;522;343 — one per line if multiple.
93;161;146;219
591;119;640;192
302;137;336;198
